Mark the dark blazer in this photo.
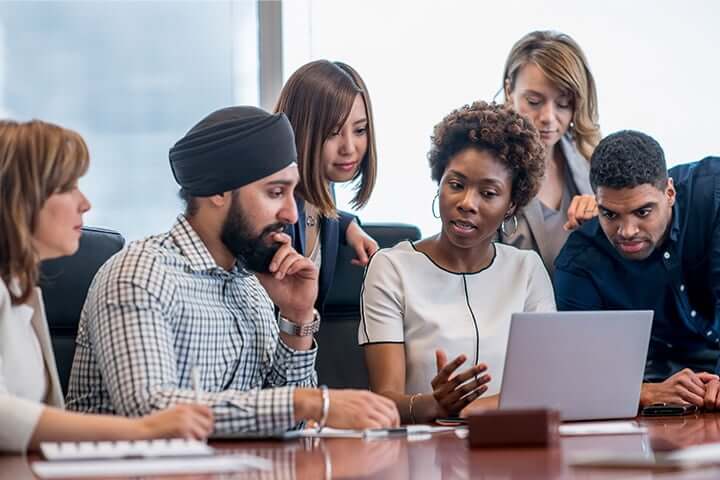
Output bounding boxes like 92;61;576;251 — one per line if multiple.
291;196;356;311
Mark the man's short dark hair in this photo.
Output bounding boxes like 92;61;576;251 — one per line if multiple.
178;188;199;217
590;130;668;191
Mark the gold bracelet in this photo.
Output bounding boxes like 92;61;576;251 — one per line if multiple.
408;393;422;424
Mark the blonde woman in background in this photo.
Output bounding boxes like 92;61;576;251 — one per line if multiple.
0;120;213;453
499;30;602;274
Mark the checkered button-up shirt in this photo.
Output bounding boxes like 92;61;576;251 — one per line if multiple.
66;215;317;433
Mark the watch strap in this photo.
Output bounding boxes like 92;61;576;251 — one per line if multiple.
277;309;321;337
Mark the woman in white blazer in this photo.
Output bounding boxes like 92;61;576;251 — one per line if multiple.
0;120;213;453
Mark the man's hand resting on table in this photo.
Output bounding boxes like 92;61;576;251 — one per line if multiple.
640;368;719;407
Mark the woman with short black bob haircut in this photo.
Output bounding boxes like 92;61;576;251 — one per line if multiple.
360;102;556;423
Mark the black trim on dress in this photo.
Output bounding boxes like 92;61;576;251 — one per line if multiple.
462;275;481;366
408;240;497;276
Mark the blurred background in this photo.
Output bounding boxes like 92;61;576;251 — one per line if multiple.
1;0;717;239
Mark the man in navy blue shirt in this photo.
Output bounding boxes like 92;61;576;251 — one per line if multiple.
555;130;720;409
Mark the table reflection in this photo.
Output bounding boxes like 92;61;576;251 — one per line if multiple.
212;436;405;479
11;418;720;480
645;414;720;451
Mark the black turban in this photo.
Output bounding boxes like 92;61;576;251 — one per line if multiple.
169;106;297;196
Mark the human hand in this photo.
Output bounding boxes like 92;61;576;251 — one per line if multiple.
431;350;490;417
640;369;719;407
563;194;598;231
255;232;319;322
138;404;214;440
460;394;500;417
345;221;379;266
326;389;400;429
702;377;720;411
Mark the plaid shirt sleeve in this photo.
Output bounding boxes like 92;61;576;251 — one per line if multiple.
266;338;318;389
75;249;317;434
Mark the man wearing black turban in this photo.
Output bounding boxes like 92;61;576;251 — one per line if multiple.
67;106;399;434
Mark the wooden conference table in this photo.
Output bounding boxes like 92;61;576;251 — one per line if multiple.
4;413;720;479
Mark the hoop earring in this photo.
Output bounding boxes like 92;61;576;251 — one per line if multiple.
432;193;440;219
501;215;518;237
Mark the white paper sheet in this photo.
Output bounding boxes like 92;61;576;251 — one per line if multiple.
570;442;720;471
286;427;364;438
667;442;720;463
32;454;271;479
285;425;459;439
559;421;647;436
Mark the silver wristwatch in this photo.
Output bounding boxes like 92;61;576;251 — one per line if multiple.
277;309;321;337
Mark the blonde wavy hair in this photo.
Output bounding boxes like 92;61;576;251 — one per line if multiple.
502;30;601;161
0;120;89;305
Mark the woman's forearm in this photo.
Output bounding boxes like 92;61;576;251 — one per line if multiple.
28;406;147;450
378;391;439;424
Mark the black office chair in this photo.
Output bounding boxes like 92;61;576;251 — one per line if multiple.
39;226;125;395
317;223;421;388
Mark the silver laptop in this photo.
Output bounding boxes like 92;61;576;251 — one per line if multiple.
499;311;653;421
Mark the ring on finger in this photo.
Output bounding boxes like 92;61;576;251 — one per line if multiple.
461;391;481;405
460;379;484;395
461;386;486;401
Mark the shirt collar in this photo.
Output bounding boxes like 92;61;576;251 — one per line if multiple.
170;214;244;276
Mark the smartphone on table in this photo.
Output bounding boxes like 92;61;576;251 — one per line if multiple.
640;403;698;416
435;416;467;426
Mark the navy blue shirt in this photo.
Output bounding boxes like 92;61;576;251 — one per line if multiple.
554;157;720;381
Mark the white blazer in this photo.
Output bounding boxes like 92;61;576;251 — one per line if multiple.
0;277;64;453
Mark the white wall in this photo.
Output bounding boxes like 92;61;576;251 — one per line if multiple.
283;0;720;237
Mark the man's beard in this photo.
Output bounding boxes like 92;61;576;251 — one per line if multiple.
220;197;287;273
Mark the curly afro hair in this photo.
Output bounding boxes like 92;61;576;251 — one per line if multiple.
589;130;667;191
428;101;545;210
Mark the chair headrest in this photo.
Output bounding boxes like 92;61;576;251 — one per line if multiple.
324;223;421;309
40;227;125;331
